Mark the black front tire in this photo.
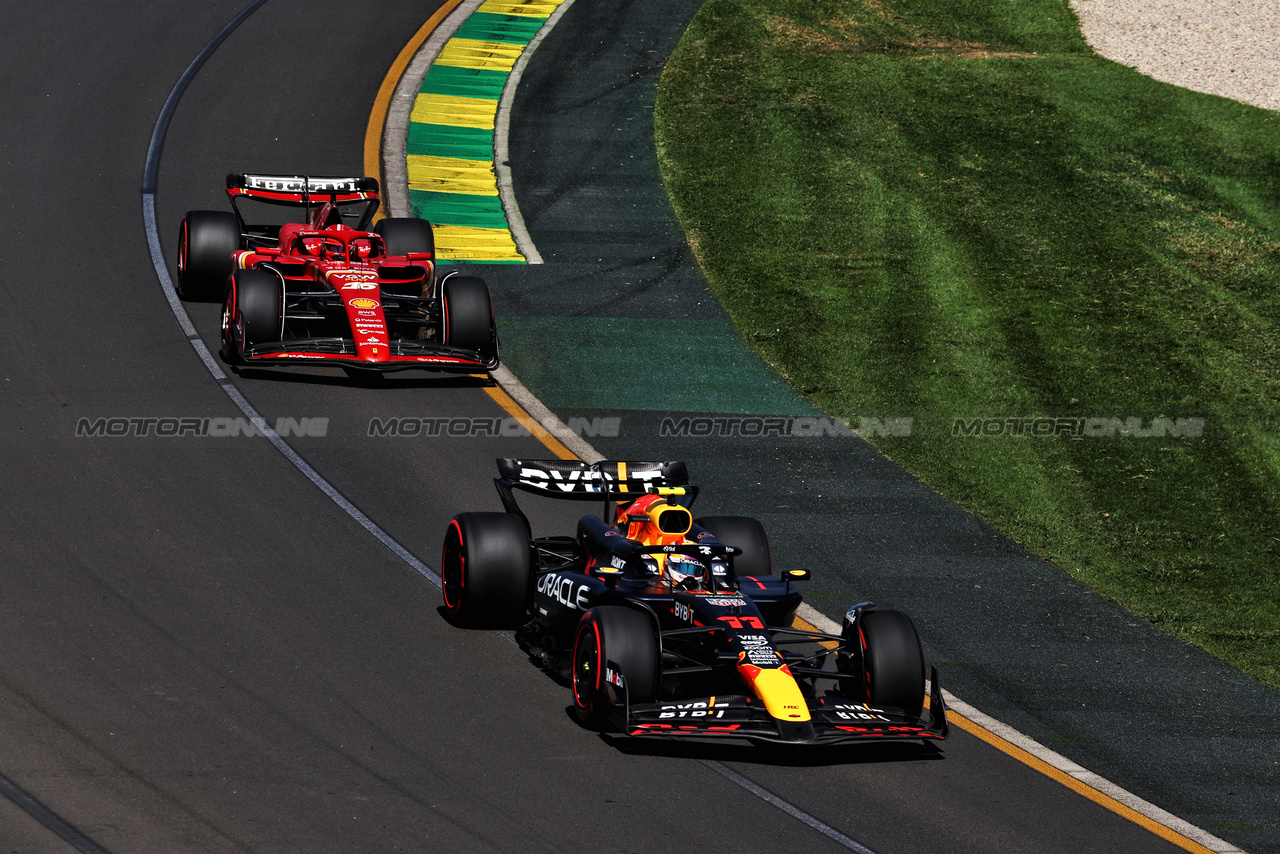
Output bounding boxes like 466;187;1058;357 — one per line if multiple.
441;512;531;627
375;217;435;257
843;609;925;718
222;269;282;364
178;210;240;301
572;606;659;727
441;276;496;363
694;516;772;577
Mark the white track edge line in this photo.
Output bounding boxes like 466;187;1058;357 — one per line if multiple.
381;9;1239;854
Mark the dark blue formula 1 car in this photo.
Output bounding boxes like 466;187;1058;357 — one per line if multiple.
442;459;948;745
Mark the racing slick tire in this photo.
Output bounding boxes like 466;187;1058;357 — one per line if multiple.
374;217;435;258
441;512;532;628
694;516;772;577
572;606;658;728
841;609;925;718
221;269;282;364
441;276;497;364
178;210;240;301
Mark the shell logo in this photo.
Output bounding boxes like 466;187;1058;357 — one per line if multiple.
350;298;379;308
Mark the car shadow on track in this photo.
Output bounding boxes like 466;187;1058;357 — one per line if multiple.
588;714;945;767
231;366;496;390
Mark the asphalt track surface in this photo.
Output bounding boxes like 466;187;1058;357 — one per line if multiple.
0;3;1272;854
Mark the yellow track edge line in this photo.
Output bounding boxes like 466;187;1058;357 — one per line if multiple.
483;382;577;460
943;711;1218;854
791;615;1227;854
364;0;469;215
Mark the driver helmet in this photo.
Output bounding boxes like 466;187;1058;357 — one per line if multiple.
322;238;347;261
664;553;706;588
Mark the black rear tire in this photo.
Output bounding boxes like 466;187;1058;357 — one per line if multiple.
441;512;531;627
222;269;282;364
441;276;496;362
572;606;658;727
849;609;925;718
375;217;435;257
178;210;240;301
694;516;772;577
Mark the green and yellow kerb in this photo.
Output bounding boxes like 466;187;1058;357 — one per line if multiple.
406;0;569;263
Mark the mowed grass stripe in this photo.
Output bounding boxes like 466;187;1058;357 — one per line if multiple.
656;0;1280;686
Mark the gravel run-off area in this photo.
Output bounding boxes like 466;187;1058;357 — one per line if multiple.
1071;0;1280;112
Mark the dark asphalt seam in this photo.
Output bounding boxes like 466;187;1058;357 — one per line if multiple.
0;770;114;854
139;0;441;590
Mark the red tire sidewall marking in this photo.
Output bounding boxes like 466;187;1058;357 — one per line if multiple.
573;615;603;712
442;520;465;614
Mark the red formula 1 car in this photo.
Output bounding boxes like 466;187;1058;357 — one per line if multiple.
177;174;498;373
442;459;949;746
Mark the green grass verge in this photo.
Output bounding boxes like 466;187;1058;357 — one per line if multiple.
655;0;1280;686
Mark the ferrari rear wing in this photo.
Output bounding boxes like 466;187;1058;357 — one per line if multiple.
224;173;382;246
226;173;380;204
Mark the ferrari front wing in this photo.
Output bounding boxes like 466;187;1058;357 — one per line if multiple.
239;337;492;372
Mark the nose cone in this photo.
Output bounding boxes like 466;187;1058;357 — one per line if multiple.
326;270;389;362
738;661;811;722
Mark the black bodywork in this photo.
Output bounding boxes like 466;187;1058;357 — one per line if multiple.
478;459;949;745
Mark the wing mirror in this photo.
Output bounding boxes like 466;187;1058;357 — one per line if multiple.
783;569;811;581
